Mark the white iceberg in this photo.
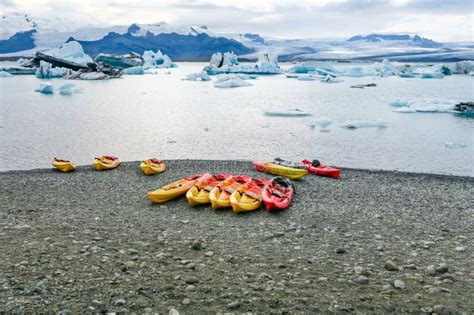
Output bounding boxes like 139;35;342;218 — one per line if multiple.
142;50;177;68
339;66;380;77
183;71;211;81
341;119;387;129
213;75;253;88
43;41;93;66
76;72;109;80
35;61;72;79
288;62;337;76
264;109;312;117
123;66;145;75
339;59;400;77
35;82;54;94
321;75;343;83
204;52;282;74
59;83;74;95
390;99;458;113
452;60;474;74
0;71;13;77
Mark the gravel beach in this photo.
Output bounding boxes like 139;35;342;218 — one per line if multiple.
1;160;473;313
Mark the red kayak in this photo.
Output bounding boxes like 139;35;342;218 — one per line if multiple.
302;159;341;179
261;177;294;211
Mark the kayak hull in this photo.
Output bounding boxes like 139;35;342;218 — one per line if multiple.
209;175;252;209
140;159;166;175
253;161;308;180
186;173;232;206
302;159;341;178
261;177;294;211
230;178;269;213
93;156;120;171
52;160;76;173
148;173;212;204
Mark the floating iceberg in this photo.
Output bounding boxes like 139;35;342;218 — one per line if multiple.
213;75;253;88
143;50;177;68
73;72;109;80
204;52;282;74
453;102;474;114
341;119;387;129
264;109;312;117
338;66;380;77
35;82;54;94
452;60;474;74
288;62;337;76
321;75;343;83
339;59;400;77
0;71;13;77
59;83;74;95
309;116;333;129
35;61;72;78
95;52;144;69
42;41;93;66
420;72;444;79
183;71;211;81
123;66;145;75
297;75;322;81
390;99;458;113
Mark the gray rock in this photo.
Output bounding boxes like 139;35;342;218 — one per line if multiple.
425;265;436;276
114;299;127;307
308;256;316;264
204;251;214;257
335;248;346;254
169;308;179;315
393;279;406;289
191;240;203;250
384;260;399;271
455;246;465;252
128;249;139;256
433;304;448;314
185;277;199;284
185;285;195;292
182;298;190;305
421;307;433;313
435;263;449;274
355;276;369;284
227;301;241;309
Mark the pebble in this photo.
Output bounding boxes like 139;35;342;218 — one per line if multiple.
128;249;139;256
191;240;203;250
114;299;127;307
182;298;190;305
227;301;241;309
169;308;179;315
433;304;448;314
308;256;316;264
455;246;465;252
435;263;449;274
335;248;346;254
384;260;399;271
318;277;328;282
425;265;436;276
393;279;405;289
204;251;214;257
420;307;433;313
382;284;392;291
185;285;195;292
355;276;369;284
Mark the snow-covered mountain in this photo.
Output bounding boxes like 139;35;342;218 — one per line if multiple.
0;13;472;62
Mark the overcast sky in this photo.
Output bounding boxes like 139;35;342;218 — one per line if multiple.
1;0;473;41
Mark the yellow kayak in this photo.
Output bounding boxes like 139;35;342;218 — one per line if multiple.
186;173;232;206
52;158;76;173
140;158;166;175
230;178;270;213
209;175;252;209
148;173;212;204
253;161;308;180
93;155;120;171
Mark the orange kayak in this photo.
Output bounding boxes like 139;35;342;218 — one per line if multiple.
186;173;232;206
52;158;76;173
93;155;119;171
140;158;166;175
209;175;252;209
230;178;270;213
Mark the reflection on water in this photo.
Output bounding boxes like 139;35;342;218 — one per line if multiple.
0;62;473;176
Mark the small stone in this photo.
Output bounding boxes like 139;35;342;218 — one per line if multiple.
382;284;392;291
318;277;328;282
455;246;465;252
58;310;72;315
425;265;436;276
433;304;448;314
191;240;203;250
393;279;405;289
204;251;214;257
308;256;316;264
169;308;179;315
226;255;237;264
182;298;190;305
185;277;199;284
227;301;241;309
421;307;433;313
355;276;369;284
114;299;127;307
185;285;195;292
384;260;399;271
435;263;449;274
335;248;346;254
128;249;139;256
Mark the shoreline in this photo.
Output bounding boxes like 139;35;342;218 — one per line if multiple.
1;159;472;179
1;160;473;313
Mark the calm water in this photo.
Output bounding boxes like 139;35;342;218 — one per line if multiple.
1;62;473;176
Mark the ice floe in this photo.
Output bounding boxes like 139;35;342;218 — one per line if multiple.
390;99;458;113
452;60;474;74
35;61;72;79
341;119;387;129
287;62;337;76
142;50;177;68
123;66;145;75
204;52;282;74
183;71;211;81
35;82;54;94
72;72;109;80
58;83;74;95
43;41;93;66
297;74;322;81
264;109;312;117
444;141;467;149
0;71;13;77
213;75;253;88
